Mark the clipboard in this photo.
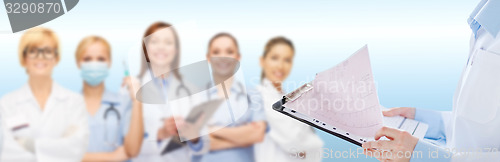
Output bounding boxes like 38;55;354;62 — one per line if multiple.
161;99;224;155
161;136;186;155
271;46;428;147
272;83;429;147
272;92;363;147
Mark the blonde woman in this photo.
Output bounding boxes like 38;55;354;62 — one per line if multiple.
75;36;144;162
0;27;89;162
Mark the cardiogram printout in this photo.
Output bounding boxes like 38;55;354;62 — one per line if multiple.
284;45;383;138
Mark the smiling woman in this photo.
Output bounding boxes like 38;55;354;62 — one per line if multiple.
0;27;89;162
259;37;294;84
133;22;209;162
139;22;182;79
18;27;61;74
255;36;324;162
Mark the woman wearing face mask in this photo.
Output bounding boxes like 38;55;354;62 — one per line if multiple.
0;27;89;162
75;36;144;162
133;22;207;162
192;33;267;162
254;37;323;162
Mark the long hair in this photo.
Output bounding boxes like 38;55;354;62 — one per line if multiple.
138;22;182;80
260;36;295;80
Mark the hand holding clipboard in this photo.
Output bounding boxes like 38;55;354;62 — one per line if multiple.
273;45;427;146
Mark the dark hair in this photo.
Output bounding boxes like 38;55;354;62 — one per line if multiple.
207;32;240;56
260;36;295;80
138;22;182;80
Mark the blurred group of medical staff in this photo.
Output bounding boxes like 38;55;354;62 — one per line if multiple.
0;21;324;162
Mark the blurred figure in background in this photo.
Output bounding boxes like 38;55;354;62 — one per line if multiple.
75;36;144;162
0;27;89;162
254;37;323;162
134;22;207;162
192;33;267;162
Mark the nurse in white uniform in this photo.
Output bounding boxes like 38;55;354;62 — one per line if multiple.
0;27;89;162
133;22;208;162
75;36;144;162
362;0;500;161
255;36;323;162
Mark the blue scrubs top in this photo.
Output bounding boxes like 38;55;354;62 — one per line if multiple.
86;90;132;152
194;81;267;162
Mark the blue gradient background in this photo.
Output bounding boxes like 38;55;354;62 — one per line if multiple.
0;0;479;161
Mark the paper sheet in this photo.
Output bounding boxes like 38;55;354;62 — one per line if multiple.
284;45;383;138
382;106;429;139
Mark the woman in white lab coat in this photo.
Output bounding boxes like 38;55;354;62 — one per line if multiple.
133;22;207;162
254;36;323;162
0;27;89;162
362;0;500;161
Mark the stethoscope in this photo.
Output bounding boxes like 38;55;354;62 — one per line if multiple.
205;81;246;101
151;76;193;101
144;65;196;143
146;62;192;98
205;81;248;123
171;79;192;97
102;101;121;148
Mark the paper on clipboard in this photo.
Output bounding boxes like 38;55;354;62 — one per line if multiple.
283;45;383;138
274;45;428;146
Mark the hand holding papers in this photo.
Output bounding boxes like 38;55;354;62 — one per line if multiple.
272;45;427;146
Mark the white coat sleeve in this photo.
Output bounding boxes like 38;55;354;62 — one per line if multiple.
33;96;89;162
0;99;36;161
